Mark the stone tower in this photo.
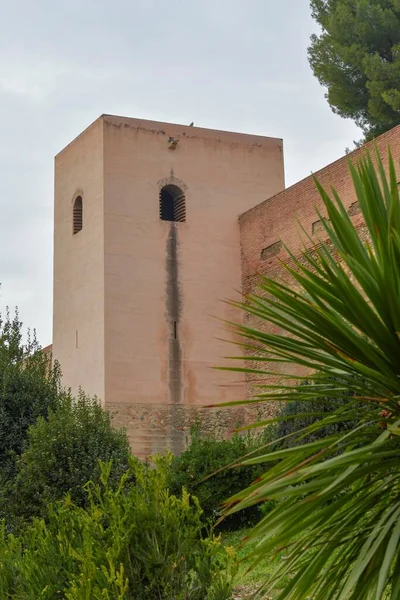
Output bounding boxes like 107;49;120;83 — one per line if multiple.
53;115;285;456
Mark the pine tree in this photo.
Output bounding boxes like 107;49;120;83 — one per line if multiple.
309;0;400;140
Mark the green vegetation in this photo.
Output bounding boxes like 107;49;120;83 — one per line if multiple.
168;425;273;530
222;151;400;598
274;380;361;445
0;457;236;600
7;394;131;522
0;309;61;479
309;0;400;141
223;528;289;598
0;308;237;598
0;309;132;528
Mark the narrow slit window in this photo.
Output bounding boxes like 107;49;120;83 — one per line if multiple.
73;196;83;234
159;185;186;222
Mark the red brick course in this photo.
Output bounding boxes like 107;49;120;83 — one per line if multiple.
239;125;400;399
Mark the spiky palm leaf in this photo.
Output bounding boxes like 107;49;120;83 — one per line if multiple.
222;151;400;599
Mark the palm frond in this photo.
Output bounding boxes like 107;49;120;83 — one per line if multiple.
223;150;400;599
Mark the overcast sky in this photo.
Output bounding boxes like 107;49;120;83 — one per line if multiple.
0;0;360;347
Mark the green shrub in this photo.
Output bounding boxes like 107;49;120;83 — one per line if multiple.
7;394;131;522
274;379;362;448
0;309;62;479
168;426;272;530
168;389;356;532
259;499;278;518
0;457;236;600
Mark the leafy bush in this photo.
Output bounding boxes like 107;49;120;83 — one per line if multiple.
0;458;236;600
7;394;131;522
169;425;272;530
0;309;62;478
259;499;278;518
274;380;361;447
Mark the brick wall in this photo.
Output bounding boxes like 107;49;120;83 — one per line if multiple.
239;125;400;399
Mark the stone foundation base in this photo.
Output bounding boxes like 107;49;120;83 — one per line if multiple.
107;400;281;458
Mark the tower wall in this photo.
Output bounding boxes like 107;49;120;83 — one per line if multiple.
102;116;284;455
53;115;285;456
53;119;105;402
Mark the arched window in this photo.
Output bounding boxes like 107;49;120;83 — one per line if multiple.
73;196;83;234
159;185;186;222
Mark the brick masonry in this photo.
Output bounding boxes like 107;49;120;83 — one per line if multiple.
239;124;400;399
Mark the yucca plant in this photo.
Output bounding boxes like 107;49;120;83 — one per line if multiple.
222;150;400;599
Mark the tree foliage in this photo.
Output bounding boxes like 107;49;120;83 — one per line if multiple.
0;309;61;478
0;305;132;530
7;394;131;521
222;150;400;598
309;0;400;140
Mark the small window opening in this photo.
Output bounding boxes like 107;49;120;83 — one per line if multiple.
159;185;186;222
173;321;177;339
261;241;282;260
312;218;329;235
73;196;83;234
348;202;361;217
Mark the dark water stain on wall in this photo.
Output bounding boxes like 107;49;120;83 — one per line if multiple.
165;223;184;453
